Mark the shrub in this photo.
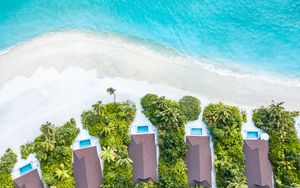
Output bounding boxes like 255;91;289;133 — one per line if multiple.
141;94;194;187
134;180;157;188
20;142;35;159
179;96;201;121
203;102;246;187
158;159;188;188
23;119;79;188
241;110;247;123
82;100;136;187
252;102;300;186
0;148;17;188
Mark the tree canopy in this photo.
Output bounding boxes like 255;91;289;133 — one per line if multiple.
82;100;136;188
20;119;79;188
203;102;247;187
141;94;201;187
253;102;300;186
0;149;17;188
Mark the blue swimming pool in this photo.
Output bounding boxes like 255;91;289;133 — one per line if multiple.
137;125;149;133
247;131;259;139
19;163;33;175
79;139;91;148
191;128;202;135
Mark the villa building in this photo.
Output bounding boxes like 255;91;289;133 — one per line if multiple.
14;169;44;188
243;140;273;188
185;136;212;187
73;146;102;188
129;134;158;184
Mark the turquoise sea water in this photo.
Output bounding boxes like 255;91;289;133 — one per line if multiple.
0;0;299;77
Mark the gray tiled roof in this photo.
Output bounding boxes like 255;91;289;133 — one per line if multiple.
244;140;273;188
14;169;44;188
129;134;157;184
73;146;102;188
185;136;212;187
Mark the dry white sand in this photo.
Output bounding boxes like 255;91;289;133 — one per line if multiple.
0;31;299;157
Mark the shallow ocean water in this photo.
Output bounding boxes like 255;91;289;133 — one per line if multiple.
0;0;299;76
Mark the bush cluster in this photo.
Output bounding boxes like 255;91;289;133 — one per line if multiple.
134;180;157;188
141;94;200;187
179;96;201;121
82;101;136;188
0;149;17;188
252;102;300;186
203;102;246;187
20;119;80;188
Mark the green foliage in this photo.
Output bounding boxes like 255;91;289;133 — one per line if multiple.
241;110;247;123
252;102;300;186
179;96;201;121
158;159;188;188
226;177;248;188
24;119;79;187
203;102;246;187
134;180;157;188
20;142;35;159
141;94;190;187
82;100;136;188
0;149;17;188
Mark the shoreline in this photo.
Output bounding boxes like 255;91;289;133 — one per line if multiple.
1;30;300;88
0;31;299;110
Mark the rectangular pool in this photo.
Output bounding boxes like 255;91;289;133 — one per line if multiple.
137;125;149;133
247;131;259;139
191;128;202;135
80;139;91;148
19;163;33;175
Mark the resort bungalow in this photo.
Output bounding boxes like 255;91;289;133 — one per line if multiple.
14;169;44;188
129;133;158;184
72;138;102;188
185;136;212;187
13;157;44;188
243;140;273;188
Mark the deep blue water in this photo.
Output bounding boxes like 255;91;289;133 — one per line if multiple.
0;0;299;76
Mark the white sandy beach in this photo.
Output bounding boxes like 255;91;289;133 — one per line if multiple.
1;31;300;109
0;31;299;156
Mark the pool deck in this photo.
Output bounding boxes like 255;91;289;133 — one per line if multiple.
11;154;42;180
185;102;216;188
241;109;266;140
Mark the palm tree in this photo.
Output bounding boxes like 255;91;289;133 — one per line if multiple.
226;177;248;188
154;97;168;110
116;157;133;167
106;87;116;102
269;101;284;119
41;139;55;152
158;108;180;129
217;104;231;123
101;146;117;163
55;164;70;181
100;125;113;136
40;122;57;140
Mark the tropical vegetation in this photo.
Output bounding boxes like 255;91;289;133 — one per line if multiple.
141;94;201;188
81;100;136;187
203;102;247;187
107;87;117;103
20;119;80;188
179;96;201;121
252;102;300;187
0;149;17;188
